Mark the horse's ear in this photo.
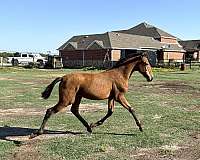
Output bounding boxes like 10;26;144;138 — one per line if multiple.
141;52;148;57
141;52;149;64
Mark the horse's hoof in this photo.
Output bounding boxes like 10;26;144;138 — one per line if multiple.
29;133;38;139
139;127;143;132
87;127;92;133
29;130;43;139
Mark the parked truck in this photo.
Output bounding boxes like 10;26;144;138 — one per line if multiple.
7;52;46;66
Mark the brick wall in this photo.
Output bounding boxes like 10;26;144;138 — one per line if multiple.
160;37;177;44
163;51;184;62
59;49;112;67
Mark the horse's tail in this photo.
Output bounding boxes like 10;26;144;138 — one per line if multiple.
41;77;62;99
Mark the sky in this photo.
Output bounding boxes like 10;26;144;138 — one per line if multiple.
0;0;199;53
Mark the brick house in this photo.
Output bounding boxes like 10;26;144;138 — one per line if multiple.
179;40;200;62
58;22;185;68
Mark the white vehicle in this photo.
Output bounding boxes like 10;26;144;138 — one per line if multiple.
7;52;46;65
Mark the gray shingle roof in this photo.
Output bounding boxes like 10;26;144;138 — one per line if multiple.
58;32;163;50
58;22;184;52
108;32;162;49
58;33;110;50
179;40;200;51
115;22;176;39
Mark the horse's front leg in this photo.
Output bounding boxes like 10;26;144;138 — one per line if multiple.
90;98;114;128
116;93;143;132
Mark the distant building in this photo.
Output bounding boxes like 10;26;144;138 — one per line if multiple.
58;22;185;68
179;40;200;62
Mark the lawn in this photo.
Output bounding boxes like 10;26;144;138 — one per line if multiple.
0;67;199;160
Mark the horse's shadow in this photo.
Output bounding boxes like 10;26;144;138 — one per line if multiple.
0;126;83;145
0;126;136;145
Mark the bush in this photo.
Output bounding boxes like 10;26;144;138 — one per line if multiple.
0;52;13;58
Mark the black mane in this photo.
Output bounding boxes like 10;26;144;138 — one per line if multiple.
108;54;141;70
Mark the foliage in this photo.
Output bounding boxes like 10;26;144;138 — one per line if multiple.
0;52;14;58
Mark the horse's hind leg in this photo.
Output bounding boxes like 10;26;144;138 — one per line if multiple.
30;101;67;138
71;96;92;133
117;94;143;132
90;98;114;128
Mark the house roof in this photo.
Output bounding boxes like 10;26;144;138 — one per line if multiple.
179;40;200;51
57;33;111;50
108;32;162;49
115;22;176;39
58;22;184;52
58;32;163;50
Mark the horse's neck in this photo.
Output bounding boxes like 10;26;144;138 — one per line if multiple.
117;60;138;80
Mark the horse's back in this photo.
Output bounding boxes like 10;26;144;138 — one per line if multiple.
62;72;113;100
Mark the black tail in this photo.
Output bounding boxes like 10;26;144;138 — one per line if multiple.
41;77;62;99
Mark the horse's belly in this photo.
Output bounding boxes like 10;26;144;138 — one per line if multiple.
81;84;111;100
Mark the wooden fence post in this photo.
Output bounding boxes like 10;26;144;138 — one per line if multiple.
0;57;3;67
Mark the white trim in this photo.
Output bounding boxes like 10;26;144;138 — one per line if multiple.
140;47;161;50
160;41;178;44
112;47;140;50
160;36;177;40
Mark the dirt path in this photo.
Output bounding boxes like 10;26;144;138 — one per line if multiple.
0;103;105;117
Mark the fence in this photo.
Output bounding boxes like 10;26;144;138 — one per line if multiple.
0;57;12;67
0;57;3;67
1;57;200;70
62;60;114;69
157;59;200;69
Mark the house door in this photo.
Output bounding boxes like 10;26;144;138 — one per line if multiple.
147;51;157;67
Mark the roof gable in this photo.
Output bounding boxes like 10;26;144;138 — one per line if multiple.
86;40;104;50
115;22;176;39
58;33;111;50
63;42;77;50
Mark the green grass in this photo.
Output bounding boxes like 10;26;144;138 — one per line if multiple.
0;142;14;160
0;67;199;159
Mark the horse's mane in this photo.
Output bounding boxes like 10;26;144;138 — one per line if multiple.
108;54;141;70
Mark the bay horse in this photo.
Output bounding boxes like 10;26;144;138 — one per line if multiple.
30;53;153;138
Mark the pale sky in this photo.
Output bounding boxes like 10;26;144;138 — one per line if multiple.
0;0;199;53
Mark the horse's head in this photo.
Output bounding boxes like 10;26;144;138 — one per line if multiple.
136;53;153;82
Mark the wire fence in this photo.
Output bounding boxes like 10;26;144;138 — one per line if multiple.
1;56;200;70
157;59;200;69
